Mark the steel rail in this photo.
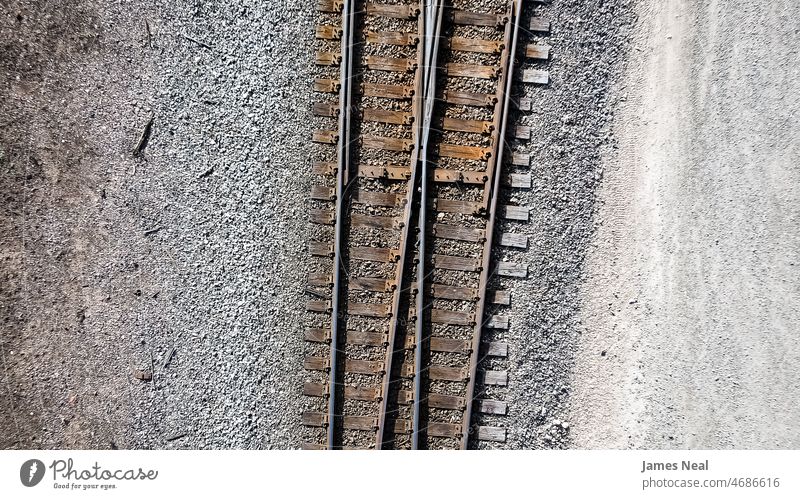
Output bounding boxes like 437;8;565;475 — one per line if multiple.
376;1;428;449
412;0;444;450
460;0;523;449
328;0;356;450
480;5;515;211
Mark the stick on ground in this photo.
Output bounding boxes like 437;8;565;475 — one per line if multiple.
133;115;154;156
183;34;212;50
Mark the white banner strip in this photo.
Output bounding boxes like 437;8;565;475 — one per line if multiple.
2;450;797;498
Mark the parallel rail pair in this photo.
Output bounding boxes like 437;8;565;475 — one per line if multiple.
305;0;549;449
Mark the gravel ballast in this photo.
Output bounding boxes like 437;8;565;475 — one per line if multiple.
1;0;315;449
491;0;637;448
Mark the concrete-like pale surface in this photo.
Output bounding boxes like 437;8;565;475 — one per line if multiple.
571;0;800;449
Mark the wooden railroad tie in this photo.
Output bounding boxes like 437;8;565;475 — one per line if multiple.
312;130;338;145
309;209;334;225
423;422;507;442
450;37;504;54
490;289;511;306
427;422;461;439
520;69;550;85
400;336;508;357
304;356;329;372
483;370;508;386
304;382;380;401
441;117;493;135
431;309;475;326
361;82;414;100
429;365;468;382
530;17;551;33
514;125;531;140
526;44;551;60
348;302;392;318
435;198;483;215
350;276;395;292
432;169;488;185
312;161;336;176
366;31;419;46
476;426;506;443
478;399;508;415
315;51;342;67
438;143;491;161
502;205;529;221
497;262;528;278
432;223;486;243
511;152;530;167
451;10;508;28
516;97;532;112
315;25;343;40
310;185;335;201
432;254;482;272
345;358;385;375
351;213;401;230
500;232;529;249
354;189;405;207
309;241;333;258
306;300;332;313
316;0;343;14
362;108;414;126
430;283;479;301
346;330;389;347
445;63;500;80
302;412;413;434
504;173;532;189
394;389;505;415
313;78;340;94
312;101;339;118
365;2;419;20
304;328;330;344
443;90;497;107
305;357;386;375
350;246;401;262
358;164;412;180
361;135;414;152
486;315;510;330
366;55;417;73
307;273;333;287
485;341;508;357
306;328;391;348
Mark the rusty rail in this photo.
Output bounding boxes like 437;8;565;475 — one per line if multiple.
376;2;428;450
413;0;444;450
328;0;356;450
461;0;523;449
306;0;540;450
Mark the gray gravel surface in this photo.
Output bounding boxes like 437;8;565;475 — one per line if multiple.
1;0;314;449
492;0;637;448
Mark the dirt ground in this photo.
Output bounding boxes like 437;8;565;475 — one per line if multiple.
1;0;313;449
569;0;800;448
1;0;143;449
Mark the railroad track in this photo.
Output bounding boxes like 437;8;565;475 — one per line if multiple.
304;0;550;450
